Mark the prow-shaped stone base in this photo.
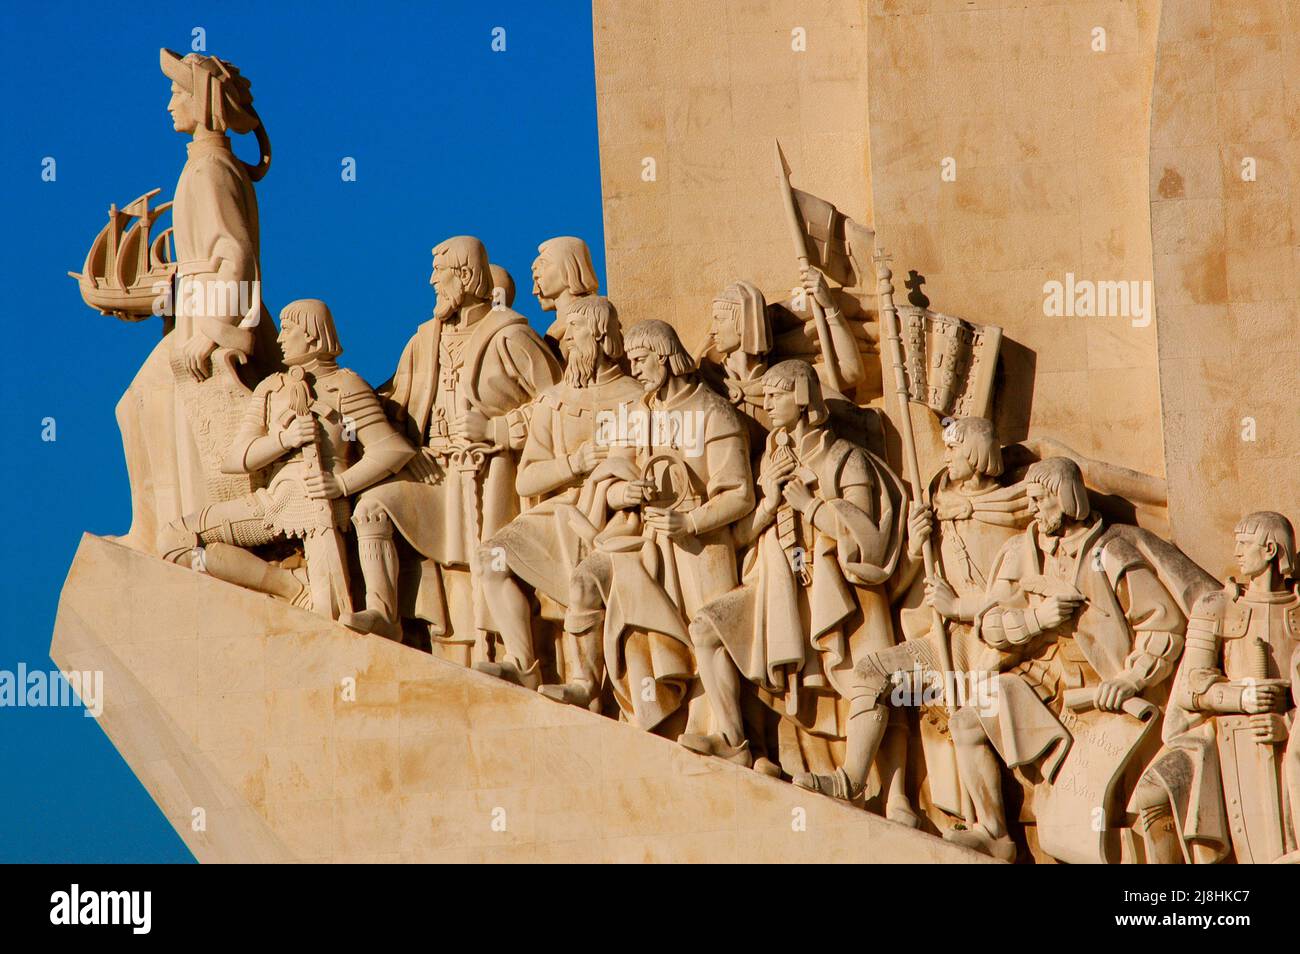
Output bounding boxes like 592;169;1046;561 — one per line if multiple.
52;534;996;863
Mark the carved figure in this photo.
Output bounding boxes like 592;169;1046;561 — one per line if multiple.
1131;512;1299;864
87;49;281;555
930;458;1197;861
687;361;906;799
477;296;643;689
342;237;561;652
546;320;754;729
158;300;413;616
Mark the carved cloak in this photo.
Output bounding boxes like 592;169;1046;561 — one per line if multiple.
694;429;906;738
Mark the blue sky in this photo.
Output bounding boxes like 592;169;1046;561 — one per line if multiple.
0;0;604;862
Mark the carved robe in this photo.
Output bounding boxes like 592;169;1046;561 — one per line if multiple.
117;134;278;552
363;304;560;640
693;427;905;739
486;367;644;608
565;380;753;729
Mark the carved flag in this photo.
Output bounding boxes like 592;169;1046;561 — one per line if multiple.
788;186;876;291
897;306;1002;421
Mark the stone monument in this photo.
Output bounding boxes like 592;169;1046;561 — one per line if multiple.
51;14;1300;864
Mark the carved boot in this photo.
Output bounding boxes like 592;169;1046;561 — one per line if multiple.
339;608;401;641
474;658;542;691
539;626;602;712
753;757;782;778
942;825;1017;862
678;733;753;768
199;542;311;609
885;795;921;828
343;509;402;640
538;680;600;712
793;766;861;801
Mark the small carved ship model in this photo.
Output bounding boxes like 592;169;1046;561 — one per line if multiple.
68;188;176;321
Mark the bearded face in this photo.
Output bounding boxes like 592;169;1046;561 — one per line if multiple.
563;315;601;388
431;261;465;321
1028;485;1068;535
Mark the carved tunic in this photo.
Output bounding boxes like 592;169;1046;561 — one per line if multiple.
368;305;560;566
486;368;644;605
972;518;1185;779
234;364;392;537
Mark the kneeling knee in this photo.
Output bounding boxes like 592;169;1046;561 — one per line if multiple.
352;499;392;534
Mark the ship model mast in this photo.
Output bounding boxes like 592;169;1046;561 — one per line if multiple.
68;188;177;328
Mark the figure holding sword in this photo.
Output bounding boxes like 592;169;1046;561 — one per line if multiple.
157;300;414;618
344;237;560;654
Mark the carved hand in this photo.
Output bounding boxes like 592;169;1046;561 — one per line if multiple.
760;457;796;502
800;265;835;310
1248;712;1288;744
405;447;441;485
616;479;654;509
570;440;610;475
451;408;490;443
1242;682;1285;715
304;471;344;500
1036;594;1083;630
645;506;690;538
1095;675;1140;713
183;333;219;381
280;416;317;450
782;478;815;513
924;577;960;618
907;501;933;559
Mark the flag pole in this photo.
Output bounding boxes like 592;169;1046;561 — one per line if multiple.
775;140;845;395
873;248;973;822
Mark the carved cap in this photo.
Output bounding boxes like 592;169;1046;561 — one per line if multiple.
160;48;260;136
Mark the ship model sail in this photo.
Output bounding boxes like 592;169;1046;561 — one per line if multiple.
68;188;176;322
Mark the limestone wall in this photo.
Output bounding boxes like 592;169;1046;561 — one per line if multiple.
1150;0;1299;575
592;0;1299;574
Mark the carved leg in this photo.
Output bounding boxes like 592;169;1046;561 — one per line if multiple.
943;706;1016;861
475;552;540;689
202;543;309;607
680;615;751;766
541;553;608;711
157;502;307;608
742;691;781;777
539;626;602;711
340;501;400;640
794;649;897;802
1130;779;1186;864
879;714;920;828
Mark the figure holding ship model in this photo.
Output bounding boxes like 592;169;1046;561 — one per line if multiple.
70;48;279;555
